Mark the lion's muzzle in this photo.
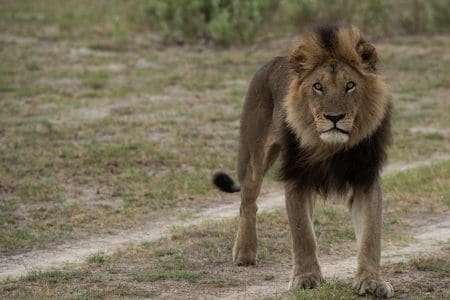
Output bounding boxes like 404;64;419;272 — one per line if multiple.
316;113;353;144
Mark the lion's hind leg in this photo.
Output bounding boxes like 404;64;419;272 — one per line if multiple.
233;140;280;266
232;97;279;265
232;161;262;266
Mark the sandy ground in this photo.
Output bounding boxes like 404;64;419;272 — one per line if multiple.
1;155;449;285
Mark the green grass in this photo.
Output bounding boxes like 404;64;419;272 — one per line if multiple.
383;159;450;210
291;280;356;300
84;71;110;90
23;269;88;284
263;274;275;281
87;251;106;265
0;0;141;41
314;206;355;254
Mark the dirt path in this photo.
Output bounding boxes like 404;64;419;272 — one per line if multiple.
205;219;450;299
212;218;450;300
1;156;449;280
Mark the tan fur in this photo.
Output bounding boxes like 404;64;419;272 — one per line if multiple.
228;26;393;298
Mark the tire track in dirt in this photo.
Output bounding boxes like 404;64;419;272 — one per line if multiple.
1;155;449;280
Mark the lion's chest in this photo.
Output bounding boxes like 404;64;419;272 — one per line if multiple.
279;126;387;195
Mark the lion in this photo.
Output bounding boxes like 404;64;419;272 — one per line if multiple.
213;25;394;298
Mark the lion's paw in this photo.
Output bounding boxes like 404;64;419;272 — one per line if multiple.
353;277;394;298
232;245;256;266
288;272;323;290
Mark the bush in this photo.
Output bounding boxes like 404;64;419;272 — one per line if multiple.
281;0;450;37
386;0;450;34
142;0;278;46
142;0;449;45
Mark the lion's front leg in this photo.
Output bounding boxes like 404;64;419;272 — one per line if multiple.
285;183;323;290
351;180;394;298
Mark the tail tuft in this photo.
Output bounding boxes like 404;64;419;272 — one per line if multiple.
212;172;241;193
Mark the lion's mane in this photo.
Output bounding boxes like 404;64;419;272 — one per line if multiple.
279;26;392;195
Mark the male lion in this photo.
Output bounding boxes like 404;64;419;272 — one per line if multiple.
213;25;394;298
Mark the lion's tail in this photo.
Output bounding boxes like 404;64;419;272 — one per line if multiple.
212;172;241;193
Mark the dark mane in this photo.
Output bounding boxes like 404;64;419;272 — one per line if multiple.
316;25;338;54
279;105;392;195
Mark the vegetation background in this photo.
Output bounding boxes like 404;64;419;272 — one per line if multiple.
144;0;450;45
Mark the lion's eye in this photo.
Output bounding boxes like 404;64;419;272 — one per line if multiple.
346;81;356;92
313;82;323;93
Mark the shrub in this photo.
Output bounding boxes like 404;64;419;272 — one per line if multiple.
281;0;450;37
142;0;278;46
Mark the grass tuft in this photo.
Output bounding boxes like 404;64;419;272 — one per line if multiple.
23;269;87;283
411;257;450;276
87;251;106;265
134;270;202;283
291;280;356;300
84;71;110;90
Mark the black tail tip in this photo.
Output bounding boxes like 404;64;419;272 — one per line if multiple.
212;172;240;193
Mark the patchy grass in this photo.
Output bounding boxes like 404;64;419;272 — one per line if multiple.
383;159;450;212
0;0;449;263
314;205;355;255
168;210;290;263
0;208;345;298
0;0;141;42
384;252;450;299
410;257;450;276
379;36;450;163
23;269;88;284
268;252;450;300
134;270;203;283
83;71;110;90
290;280;356;300
2;159;450;298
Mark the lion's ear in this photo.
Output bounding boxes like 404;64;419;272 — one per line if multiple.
357;41;378;70
289;45;307;73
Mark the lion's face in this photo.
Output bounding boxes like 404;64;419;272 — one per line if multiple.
300;60;362;144
285;26;389;150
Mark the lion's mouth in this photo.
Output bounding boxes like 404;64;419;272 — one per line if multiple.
321;127;349;135
319;127;350;144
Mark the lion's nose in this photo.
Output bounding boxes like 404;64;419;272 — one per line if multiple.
324;113;346;124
